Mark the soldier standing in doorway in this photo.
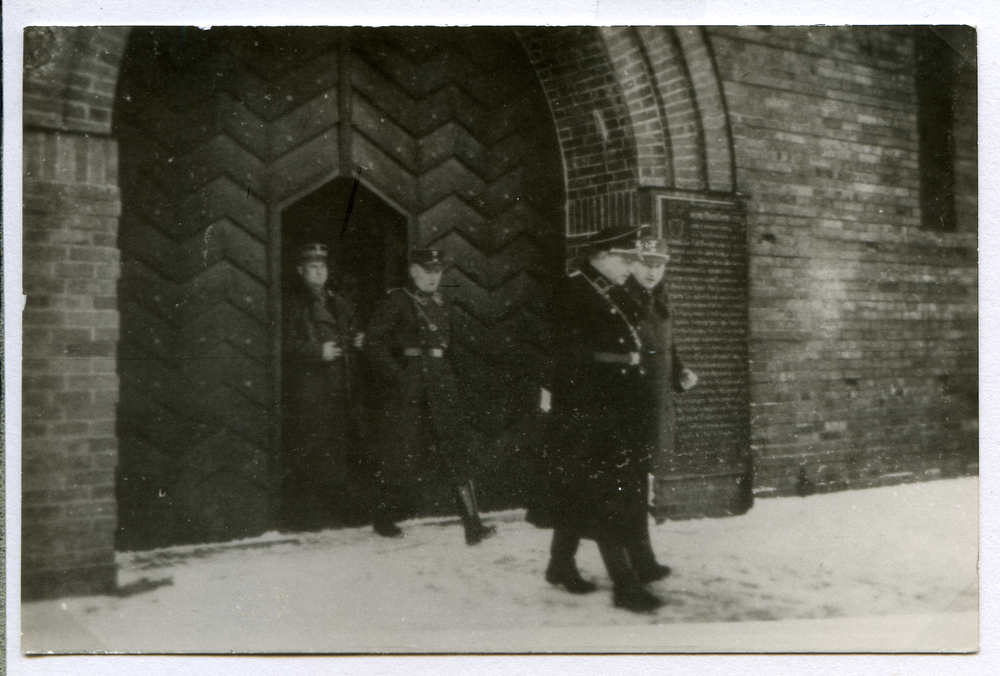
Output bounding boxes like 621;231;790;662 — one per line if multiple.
365;249;497;545
619;236;698;584
281;243;368;531
529;225;667;613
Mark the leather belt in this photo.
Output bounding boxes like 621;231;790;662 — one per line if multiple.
593;351;641;366
403;347;445;358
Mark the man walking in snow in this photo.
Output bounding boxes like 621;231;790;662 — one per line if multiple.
529;225;667;613
618;236;698;583
365;249;496;545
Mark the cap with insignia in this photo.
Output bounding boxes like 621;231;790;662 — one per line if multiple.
636;237;669;261
574;224;648;255
410;249;446;271
298;242;329;262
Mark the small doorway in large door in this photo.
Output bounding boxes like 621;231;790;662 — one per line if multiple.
279;178;409;532
281;178;410;328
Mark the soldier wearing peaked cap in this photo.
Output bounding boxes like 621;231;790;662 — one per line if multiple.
281;243;369;531
617;235;698;585
364;249;496;545
528;224;667;613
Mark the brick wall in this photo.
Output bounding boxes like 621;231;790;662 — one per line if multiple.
517;26;641;236
708;26;978;495
22;131;122;598
22;26;128;599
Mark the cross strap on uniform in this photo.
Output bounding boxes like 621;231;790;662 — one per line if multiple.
402;287;447;340
580;269;643;352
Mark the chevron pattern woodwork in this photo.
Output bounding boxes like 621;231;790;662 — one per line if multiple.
115;27;564;545
349;29;564;464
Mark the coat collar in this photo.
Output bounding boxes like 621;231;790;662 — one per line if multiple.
578;260;615;295
404;282;444;306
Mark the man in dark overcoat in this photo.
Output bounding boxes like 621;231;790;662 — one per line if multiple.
530;225;666;613
618;236;698;583
365;249;496;545
282;243;367;531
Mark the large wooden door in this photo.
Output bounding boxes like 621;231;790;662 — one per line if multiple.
346;28;565;507
114;27;564;547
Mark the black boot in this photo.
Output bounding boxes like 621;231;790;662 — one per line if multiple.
635;563;672;584
545;529;597;594
371;499;404;539
627;518;671;583
456;481;496;545
598;539;663;613
373;518;404;538
612;582;664;613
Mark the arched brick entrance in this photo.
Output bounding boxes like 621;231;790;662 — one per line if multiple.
22;25;746;598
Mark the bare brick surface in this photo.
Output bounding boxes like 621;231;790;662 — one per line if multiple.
708;26;977;494
22;127;121;599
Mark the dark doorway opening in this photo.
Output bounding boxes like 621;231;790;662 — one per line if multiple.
281;178;410;327
279;178;409;531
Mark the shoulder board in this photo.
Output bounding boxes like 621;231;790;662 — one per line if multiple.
567;270;582;278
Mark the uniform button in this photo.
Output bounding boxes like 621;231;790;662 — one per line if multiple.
620;369;626;375
618;337;624;343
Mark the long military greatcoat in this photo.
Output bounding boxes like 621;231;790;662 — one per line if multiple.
531;260;651;543
282;283;363;496
620;275;687;476
365;284;477;486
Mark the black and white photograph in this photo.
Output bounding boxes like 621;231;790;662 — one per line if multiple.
4;0;991;671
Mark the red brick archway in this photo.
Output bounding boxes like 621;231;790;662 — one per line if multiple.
22;25;740;598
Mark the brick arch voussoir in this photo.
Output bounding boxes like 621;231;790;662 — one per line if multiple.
672;26;735;193
633;26;707;190
511;25;735;219
599;26;674;188
513;25;642;196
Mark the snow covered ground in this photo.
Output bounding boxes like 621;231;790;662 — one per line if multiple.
20;476;978;656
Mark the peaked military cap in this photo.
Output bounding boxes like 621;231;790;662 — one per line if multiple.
298;242;329;262
410;249;446;271
576;224;648;255
636;236;670;261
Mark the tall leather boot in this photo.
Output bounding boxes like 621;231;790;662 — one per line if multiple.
545;527;597;594
597;539;663;613
456;481;496;545
371;469;404;538
372;506;404;538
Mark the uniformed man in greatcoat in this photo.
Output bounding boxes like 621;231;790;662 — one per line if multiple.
529;225;666;613
618;236;698;584
365;249;497;545
281;243;367;531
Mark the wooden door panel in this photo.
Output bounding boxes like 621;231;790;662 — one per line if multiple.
116;27;565;544
348;29;564;488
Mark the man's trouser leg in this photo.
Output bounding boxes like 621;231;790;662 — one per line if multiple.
545;527;597;593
